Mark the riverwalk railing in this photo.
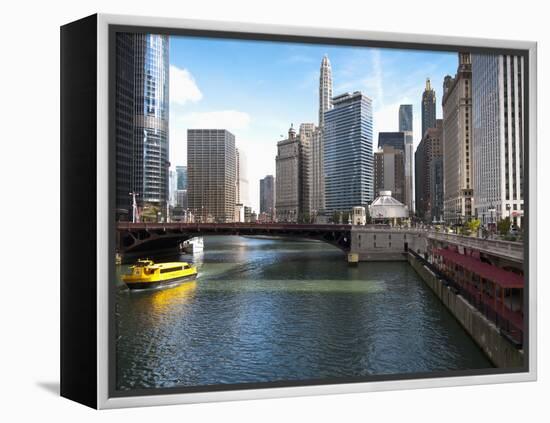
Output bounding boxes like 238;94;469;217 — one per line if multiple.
427;232;524;263
409;250;523;347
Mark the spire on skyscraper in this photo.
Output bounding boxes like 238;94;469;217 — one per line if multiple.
319;55;333;127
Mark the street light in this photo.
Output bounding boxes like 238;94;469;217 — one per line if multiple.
488;203;496;238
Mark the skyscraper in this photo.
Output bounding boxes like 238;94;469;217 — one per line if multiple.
310;55;333;217
378;132;405;151
236;148;250;207
310;128;324;216
472;54;524;227
399;104;413;132
114;33;169;220
324;92;374;214
187;129;236;223
115;33;136;219
442;53;473;224
169;170;178;207
404;134;415;214
399;104;415;214
175;166;188;211
319;55;333;127
414;120;443;222
260;175;275;219
275;125;311;222
176;165;187;190
422;78;437;137
134;34;170;209
429;156;444;223
299;123;314;217
374;145;405;203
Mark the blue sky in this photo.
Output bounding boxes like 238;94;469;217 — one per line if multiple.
168;35;458;212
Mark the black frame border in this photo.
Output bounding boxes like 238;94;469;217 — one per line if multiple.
107;23;531;400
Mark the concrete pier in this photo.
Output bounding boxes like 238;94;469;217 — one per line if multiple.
408;252;524;368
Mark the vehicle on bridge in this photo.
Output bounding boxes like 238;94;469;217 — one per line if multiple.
122;259;197;290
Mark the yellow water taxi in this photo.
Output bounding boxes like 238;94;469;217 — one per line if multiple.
122;259;198;290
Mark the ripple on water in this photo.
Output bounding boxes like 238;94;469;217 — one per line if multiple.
115;236;492;390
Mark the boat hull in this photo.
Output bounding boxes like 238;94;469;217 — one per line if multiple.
124;273;197;290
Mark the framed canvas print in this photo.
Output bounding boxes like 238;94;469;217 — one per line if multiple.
60;13;537;409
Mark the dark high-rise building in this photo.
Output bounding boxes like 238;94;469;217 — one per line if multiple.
114;33;169;221
414;120;443;222
115;33;136;219
374;146;405;204
378;132;405;151
422;78;437;137
176;166;187;190
260;175;275;219
430;156;444;223
399;104;413;132
187;129;237;223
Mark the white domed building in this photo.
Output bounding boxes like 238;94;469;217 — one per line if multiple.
369;190;409;225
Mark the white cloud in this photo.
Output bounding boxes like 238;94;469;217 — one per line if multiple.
179;110;251;132
169;65;202;105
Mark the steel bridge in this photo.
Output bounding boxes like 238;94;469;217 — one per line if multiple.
116;222;352;254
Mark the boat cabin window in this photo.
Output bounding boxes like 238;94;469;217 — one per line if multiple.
160;266;183;274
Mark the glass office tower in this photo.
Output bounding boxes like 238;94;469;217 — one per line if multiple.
324;92;374;214
115;33;169;220
399;104;413;132
134;34;170;208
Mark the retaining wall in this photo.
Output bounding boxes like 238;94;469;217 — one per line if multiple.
408;253;524;368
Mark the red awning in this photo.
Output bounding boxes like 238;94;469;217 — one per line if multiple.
433;248;524;289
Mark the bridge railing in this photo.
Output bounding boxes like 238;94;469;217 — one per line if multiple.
427;231;524;261
117;222;353;231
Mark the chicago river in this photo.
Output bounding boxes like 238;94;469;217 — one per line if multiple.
115;236;491;390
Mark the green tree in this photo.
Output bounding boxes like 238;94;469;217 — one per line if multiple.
342;211;351;224
497;217;511;235
140;203;160;222
465;218;481;236
299;212;312;224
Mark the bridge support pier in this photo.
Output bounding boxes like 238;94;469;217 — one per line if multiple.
347;253;359;265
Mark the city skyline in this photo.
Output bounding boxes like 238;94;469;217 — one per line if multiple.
108;29;528;393
168;36;457;211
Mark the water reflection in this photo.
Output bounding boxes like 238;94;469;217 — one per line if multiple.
116;236;492;390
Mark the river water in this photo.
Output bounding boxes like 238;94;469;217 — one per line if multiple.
115;236;492;390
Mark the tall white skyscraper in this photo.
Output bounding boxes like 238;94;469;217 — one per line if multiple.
236;148;250;207
319;55;333;127
311;55;333;217
472;54;524;227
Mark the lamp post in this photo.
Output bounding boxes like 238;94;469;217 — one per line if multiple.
129;191;140;223
488;203;496;238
